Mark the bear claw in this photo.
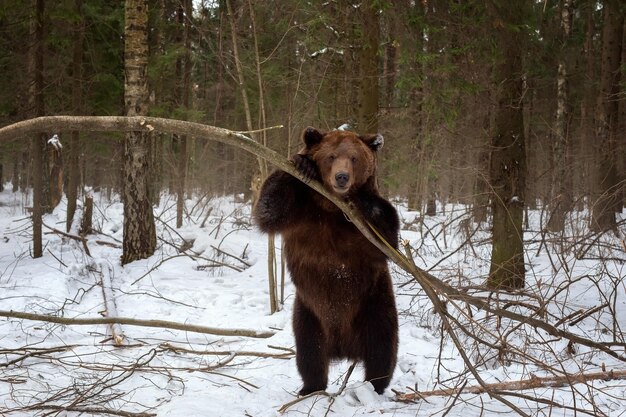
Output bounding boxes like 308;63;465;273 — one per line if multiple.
292;154;319;183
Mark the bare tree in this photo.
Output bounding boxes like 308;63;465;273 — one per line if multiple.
121;0;157;265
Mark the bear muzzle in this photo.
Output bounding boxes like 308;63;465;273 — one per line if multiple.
333;172;351;193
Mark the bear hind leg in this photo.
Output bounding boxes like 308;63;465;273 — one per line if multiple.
293;297;329;395
360;282;398;394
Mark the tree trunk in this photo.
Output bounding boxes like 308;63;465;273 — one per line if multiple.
11;154;19;192
407;1;425;213
248;0;278;312
547;0;573;232
591;0;623;233
357;0;380;133
121;0;156;265
47;139;63;209
66;0;83;232
29;0;45;258
80;194;93;235
176;0;192;229
578;0;596;207
487;1;527;290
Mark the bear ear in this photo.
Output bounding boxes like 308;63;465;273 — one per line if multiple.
360;133;384;151
303;127;324;148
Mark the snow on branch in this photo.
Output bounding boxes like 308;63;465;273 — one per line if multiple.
309;47;344;58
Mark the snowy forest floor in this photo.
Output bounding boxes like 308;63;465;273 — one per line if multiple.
1;186;626;417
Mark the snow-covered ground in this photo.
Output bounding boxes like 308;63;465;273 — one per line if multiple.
1;186;625;416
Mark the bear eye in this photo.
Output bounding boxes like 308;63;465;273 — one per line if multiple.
329;155;336;162
351;156;357;163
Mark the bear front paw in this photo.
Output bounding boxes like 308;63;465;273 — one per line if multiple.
292;154;319;183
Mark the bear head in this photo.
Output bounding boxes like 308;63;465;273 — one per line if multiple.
300;127;384;197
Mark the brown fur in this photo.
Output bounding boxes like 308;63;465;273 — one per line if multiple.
254;127;399;395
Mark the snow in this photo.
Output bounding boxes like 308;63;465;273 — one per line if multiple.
47;134;62;150
1;185;625;416
309;47;344;58
371;133;384;148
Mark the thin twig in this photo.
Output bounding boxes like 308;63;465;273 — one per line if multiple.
278;361;357;414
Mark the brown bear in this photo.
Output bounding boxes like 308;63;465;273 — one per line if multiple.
254;127;400;396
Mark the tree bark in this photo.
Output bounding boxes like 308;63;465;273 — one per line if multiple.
357;0;380;133
66;0;83;232
11;154;19;192
47;139;63;208
591;0;623;233
547;0;573;232
80;193;93;235
407;1;426;212
121;0;156;265
29;0;45;258
176;0;192;229
487;1;527;290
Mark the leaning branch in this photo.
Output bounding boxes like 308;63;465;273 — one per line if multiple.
0;310;275;339
1;116;623;361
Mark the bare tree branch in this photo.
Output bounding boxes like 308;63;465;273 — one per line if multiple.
25;406;156;417
396;369;626;401
0;309;275;338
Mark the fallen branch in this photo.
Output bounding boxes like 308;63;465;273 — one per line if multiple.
396;369;626;402
0;345;77;368
97;265;126;346
43;222;91;256
0;310;275;339
26;405;156;417
96;240;123;249
159;343;294;359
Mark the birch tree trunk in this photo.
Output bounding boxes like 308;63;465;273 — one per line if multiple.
487;1;527;290
176;0;192;229
67;0;84;233
121;0;156;265
547;0;572;232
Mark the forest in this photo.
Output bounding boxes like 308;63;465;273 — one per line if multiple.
0;0;625;416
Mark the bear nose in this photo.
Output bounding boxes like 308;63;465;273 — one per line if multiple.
335;172;349;188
